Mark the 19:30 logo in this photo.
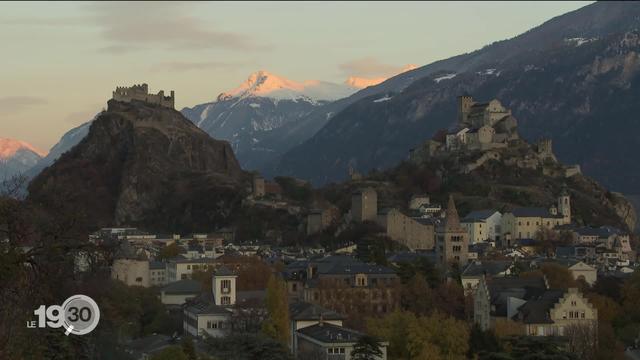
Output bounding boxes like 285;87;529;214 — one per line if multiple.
28;295;100;336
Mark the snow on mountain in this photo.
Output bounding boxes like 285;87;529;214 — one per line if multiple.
0;138;46;180
220;70;355;102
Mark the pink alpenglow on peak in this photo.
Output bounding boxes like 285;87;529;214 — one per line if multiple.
0;138;47;159
219;70;355;102
345;64;418;89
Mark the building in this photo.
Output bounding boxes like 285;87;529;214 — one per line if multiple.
474;275;548;332
112;83;175;109
408;194;431;210
352;188;378;222
296;322;388;360
160;279;202;305
461;210;502;244
111;259;151;287
436;195;469;268
307;209;332;235
461;260;513;294
290;302;346;356
501;191;571;243
295;256;401;316
183;267;236;338
166;257;218;282
149;261;167;286
377;208;435;250
253;176;266;197
514;288;598;337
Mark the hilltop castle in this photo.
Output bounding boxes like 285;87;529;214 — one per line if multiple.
409;94;581;178
112;83;175;109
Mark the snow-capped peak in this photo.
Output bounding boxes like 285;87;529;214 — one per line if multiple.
0;138;47;160
218;70;355;102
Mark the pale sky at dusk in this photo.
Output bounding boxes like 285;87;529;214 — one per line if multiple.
0;1;590;152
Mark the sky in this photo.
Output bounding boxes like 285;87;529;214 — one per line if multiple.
0;1;591;152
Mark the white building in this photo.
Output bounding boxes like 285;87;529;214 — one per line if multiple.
461;210;502;244
183;267;236;338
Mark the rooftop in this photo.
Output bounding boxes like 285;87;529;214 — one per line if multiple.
462;209;500;222
297;323;363;344
161;279;202;295
290;302;345;321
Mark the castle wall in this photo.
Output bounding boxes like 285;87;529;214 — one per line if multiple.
112;84;175;109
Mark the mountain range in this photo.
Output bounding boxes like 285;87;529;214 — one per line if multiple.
15;2;640;199
274;1;640;194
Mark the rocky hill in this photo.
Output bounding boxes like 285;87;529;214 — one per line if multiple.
274;2;640;194
28;99;246;233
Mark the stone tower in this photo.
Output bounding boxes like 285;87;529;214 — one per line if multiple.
557;187;571;224
436;195;469;268
212;266;237;306
352;188;378;222
457;94;474;125
537;139;553;156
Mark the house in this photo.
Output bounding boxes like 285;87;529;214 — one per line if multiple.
408;194;431;210
514;288;598;337
474;275;548;331
290;302;346;356
183;267;236;338
461;260;513;294
296;322;388;360
461;210;502;244
160;279;202;305
546;259;597;286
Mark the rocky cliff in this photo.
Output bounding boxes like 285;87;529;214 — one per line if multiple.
28;99;246;233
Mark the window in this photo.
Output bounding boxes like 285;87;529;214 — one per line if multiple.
187;265;191;270
581;311;585;319
181;274;187;280
527;221;530;226
221;296;231;305
292;283;298;291
571;300;577;306
206;320;218;329
136;277;143;282
221;279;231;294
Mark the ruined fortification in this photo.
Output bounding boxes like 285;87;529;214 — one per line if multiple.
112;83;175;109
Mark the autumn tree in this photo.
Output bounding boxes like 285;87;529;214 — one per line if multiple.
261;274;290;345
150;346;188;360
157;242;180;260
367;310;469;360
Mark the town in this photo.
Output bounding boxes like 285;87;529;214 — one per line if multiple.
74;91;637;359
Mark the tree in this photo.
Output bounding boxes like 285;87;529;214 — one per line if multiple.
367;310;469;360
261;274;290;345
522;263;577;289
150;346;188;360
157;242;180;260
181;336;197;360
203;333;292;360
351;335;384;360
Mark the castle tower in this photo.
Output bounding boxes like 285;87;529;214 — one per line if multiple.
457;94;474;125
557;187;571;224
212;266;237;306
253;175;265;198
352;188;377;222
436;195;469;268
